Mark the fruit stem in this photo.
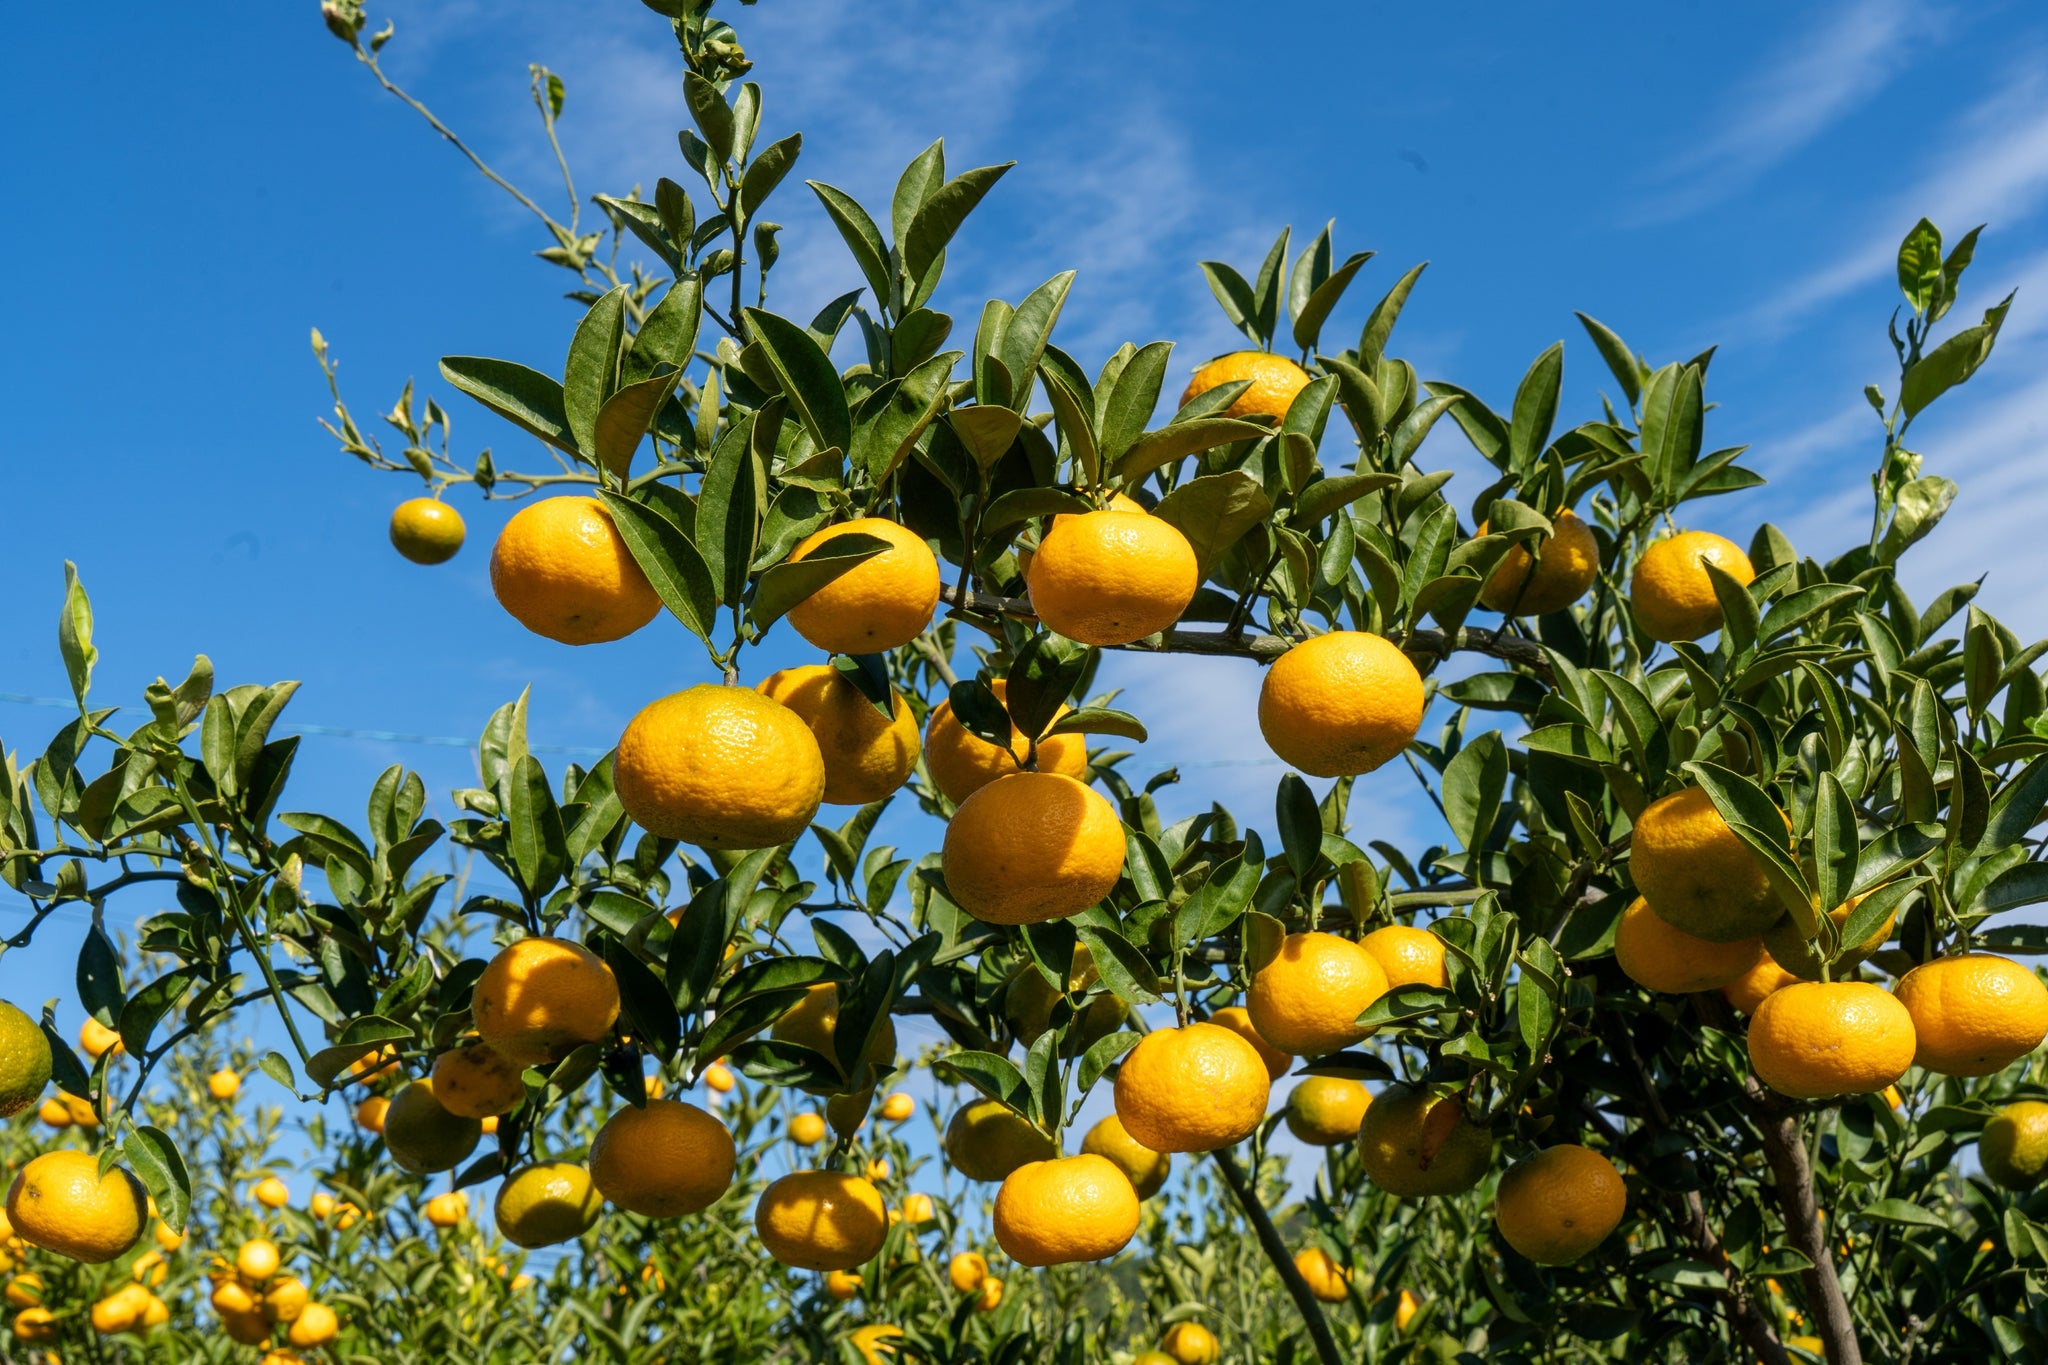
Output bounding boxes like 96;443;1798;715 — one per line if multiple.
1209;1146;1344;1365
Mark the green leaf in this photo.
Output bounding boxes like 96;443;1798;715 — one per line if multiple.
1358;261;1427;369
739;132;802;218
77;924;123;1028
997;272;1076;408
1152;471;1271;576
949;405;1024;470
749;532;889;632
438;357;577;456
1897;217;1943;315
1073;927;1161;1006
1574;313;1641;408
1291;472;1400;527
603;937;681;1065
1902;291;2013;418
1757;584;1864;645
1291;250;1373;353
122;1126;191;1233
1173;834;1263;946
808;182;893;307
624;276;704;383
58;562;96;709
902;162;1015;297
1113;417;1269;484
682;71;735;163
506;753;567;896
1682;761;1815;933
1978;756;2048;857
1857;1198;1947;1230
593;369;681;477
1097;341;1173;468
597;490;718;644
1812;771;1858;918
1074;1030;1143;1099
564;285;629;457
1639;362;1704;496
1043;708;1148;743
978;487;1094;536
1040;366;1100;488
935;1050;1028;1111
1199;260;1261;343
697;407;766;609
743;308;851;454
1875;475;1958;566
1005;633;1090;744
1507;342;1563;474
1275;774;1322;880
1442;732;1509;855
1252;226;1291;345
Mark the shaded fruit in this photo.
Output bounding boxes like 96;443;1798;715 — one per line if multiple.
383;1079;482;1175
389;498;465;564
923;678;1090;805
941;773;1125;925
786;518;942;655
1981;1101;2048;1191
1494;1144;1627;1265
754;1171;888;1271
431;1037;528;1119
1284;1075;1371;1146
1294;1247;1350;1302
1479;509;1600;616
589;1099;736;1217
1629;531;1754;643
1206;1005;1290;1080
758;665;920;805
1004;944;1129;1055
1356;1084;1492;1198
0;1002;51;1119
1359;925;1449;991
1630;787;1784;942
1612;897;1762;994
495;1163;603;1248
474;936;621;1068
771;983;897;1089
1761;894;1895;982
1079;1113;1172;1200
944;1100;1056;1183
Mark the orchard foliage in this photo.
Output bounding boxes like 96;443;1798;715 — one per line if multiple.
5;1;2048;1362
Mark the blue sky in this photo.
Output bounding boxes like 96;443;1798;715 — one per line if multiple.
7;0;2048;1184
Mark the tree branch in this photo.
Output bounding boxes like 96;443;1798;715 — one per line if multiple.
936;583;1553;677
1210;1146;1344;1365
1747;1080;1863;1365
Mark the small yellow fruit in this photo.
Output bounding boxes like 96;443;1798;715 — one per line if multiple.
1747;982;1916;1099
1283;1075;1372;1146
207;1069;241;1101
992;1155;1140;1266
473;936;622;1069
1630;531;1754;643
262;1275;309;1324
976;1275;1003;1312
383;1079;483;1175
941;772;1126;925
790;1111;828;1146
489;496;660;645
948;1251;989;1293
5;1151;149;1264
424;1192;469;1228
253;1177;290;1210
287;1301;340;1348
1612;897;1763;993
1494;1144;1627;1265
1630;787;1784;942
356;1095;391;1134
431;1038;529;1119
389;498;465;565
1079;1113;1172;1200
1027;510;1199;646
1206;1005;1290;1080
942;1099;1056;1183
825;1268;861;1301
615;685;827;849
1359;924;1449;991
1248;931;1388;1057
1982;1101;2048;1190
1180;351;1311;421
1480;509;1599;617
1161;1320;1221;1365
1258;632;1425;777
1113;1024;1270;1154
1356;1084;1492;1197
785;518;942;656
236;1238;280;1284
703;1062;737;1093
922;679;1089;805
588;1099;737;1218
759;665;922;806
879;1092;915;1123
495;1163;603;1249
755;1171;889;1272
1293;1247;1350;1303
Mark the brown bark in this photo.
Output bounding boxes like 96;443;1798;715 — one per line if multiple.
1748;1083;1863;1365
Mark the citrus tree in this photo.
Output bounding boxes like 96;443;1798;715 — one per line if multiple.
4;2;2047;1363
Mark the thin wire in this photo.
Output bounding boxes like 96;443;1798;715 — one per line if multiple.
0;692;1283;767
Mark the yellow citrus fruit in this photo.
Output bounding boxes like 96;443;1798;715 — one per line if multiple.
389;498;465;565
992;1155;1140;1266
132;1250;167;1287
473;936;621;1068
1613;897;1763;994
771;983;897;1085
879;1092;915;1123
262;1274;309;1323
1762;895;1895;982
495;1163;603;1248
1982;1100;2048;1190
213;1278;258;1315
703;1062;736;1092
1284;1076;1372;1146
941;772;1126;925
1249;931;1389;1057
948;1251;988;1293
865;1158;892;1183
1747;982;1916;1098
61;1091;98;1127
1356;1084;1492;1197
355;1095;389;1134
79;1017;123;1061
851;1323;905;1365
383;1079;481;1175
431;1037;528;1119
1079;1112;1172;1200
615;684;826;848
1722;949;1800;1015
1017;492;1144;580
287;1302;339;1348
943;1100;1056;1183
589;1099;736;1217
236;1238;281;1284
12;1306;57;1341
1629;530;1754;643
1005;945;1129;1054
1258;632;1425;777
208;1069;241;1102
1027;510;1199;646
340;1043;401;1086
923;678;1090;805
91;1283;150;1335
1207;1006;1290;1080
1895;954;2048;1077
897;1192;935;1224
1294;1247;1350;1303
786;518;941;655
1631;787;1783;942
1113;1023;1270;1154
754;1171;889;1271
1480;509;1600;616
825;1268;861;1300
6;1152;148;1263
221;1305;271;1345
1134;1356;1177;1365
5;1275;41;1308
758;666;920;805
0;1003;51;1119
35;1096;70;1129
142;1290;170;1329
1359;925;1448;991
1161;1320;1221;1365
1180;351;1311;420
253;1177;289;1209
1494;1144;1627;1265
1395;1288;1422;1331
790;1111;828;1146
423;1192;468;1228
489;496;660;645
976;1276;1003;1312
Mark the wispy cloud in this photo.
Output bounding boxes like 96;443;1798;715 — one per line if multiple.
1632;0;1933;225
1748;54;2048;336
